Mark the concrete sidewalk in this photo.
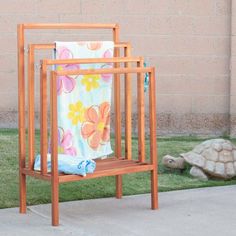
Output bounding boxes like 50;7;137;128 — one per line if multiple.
0;185;236;236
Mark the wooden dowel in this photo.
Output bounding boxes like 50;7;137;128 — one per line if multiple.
137;60;145;162
18;24;27;214
55;67;153;76
31;42;130;50
44;56;142;65
28;45;35;170
124;44;132;160
33;44;55;50
50;71;59;226
23;23;118;30
149;69;158;209
40;62;48;174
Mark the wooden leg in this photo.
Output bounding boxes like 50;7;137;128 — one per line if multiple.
113;29;122;199
19;172;26;213
116;175;122;199
18;24;26;214
149;69;158;210
51;71;59;226
51;180;59;226
151;169;158;209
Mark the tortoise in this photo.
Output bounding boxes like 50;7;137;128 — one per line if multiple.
162;139;236;180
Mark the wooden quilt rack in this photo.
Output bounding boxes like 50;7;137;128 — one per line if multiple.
17;23;158;226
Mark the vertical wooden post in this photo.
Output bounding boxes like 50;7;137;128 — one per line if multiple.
40;62;48;174
137;59;145;162
149;69;158;209
28;45;35;170
51;71;59;226
18;24;27;213
124;44;132;160
113;24;122;199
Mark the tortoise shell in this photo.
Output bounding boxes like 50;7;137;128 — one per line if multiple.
181;139;236;179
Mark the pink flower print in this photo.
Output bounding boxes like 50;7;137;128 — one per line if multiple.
103;48;113;58
58;128;77;156
56;46;80;95
101;48;114;82
101;64;113;83
57;75;75;95
57;46;73;59
57;63;80;95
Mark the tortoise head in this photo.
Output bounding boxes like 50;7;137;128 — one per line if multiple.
162;155;185;169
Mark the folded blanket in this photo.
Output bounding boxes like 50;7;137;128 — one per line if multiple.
34;154;96;176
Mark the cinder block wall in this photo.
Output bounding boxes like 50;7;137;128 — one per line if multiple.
230;0;236;136
0;0;234;136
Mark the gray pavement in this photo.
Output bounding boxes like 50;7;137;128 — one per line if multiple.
0;185;236;236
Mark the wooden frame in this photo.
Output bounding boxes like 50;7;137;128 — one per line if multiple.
18;23;158;226
50;67;157;225
27;42;132;171
27;42;133;200
38;56;145;174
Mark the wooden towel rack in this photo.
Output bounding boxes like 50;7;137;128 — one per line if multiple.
17;23;158;226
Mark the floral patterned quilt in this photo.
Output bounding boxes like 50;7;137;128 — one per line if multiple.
54;41;114;160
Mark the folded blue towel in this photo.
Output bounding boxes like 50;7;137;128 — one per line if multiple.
34;154;96;176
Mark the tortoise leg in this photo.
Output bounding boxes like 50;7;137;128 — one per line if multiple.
190;166;208;181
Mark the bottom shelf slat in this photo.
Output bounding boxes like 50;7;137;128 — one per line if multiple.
59;158;153;183
22;158;154;183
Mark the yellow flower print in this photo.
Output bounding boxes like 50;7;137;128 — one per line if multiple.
81;74;100;92
57;65;63;71
68;101;85;125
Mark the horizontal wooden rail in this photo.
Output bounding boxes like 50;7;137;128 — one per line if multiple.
54;67;153;76
59;164;154;183
30;42;130;50
43;57;143;65
22;23;118;30
21;168;51;181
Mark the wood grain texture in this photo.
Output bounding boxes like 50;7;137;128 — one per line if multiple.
28;45;35;170
137;59;145;163
149;70;158;210
21;168;51;181
113;25;122;199
30;42;131;50
124;43;132;160
44;56;142;65
51;71;59;226
55;67;153;76
18;24;26;214
59;159;154;183
40;62;48;174
18;23;158;226
23;23;118;29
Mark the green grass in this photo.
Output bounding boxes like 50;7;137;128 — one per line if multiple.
0;128;236;209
